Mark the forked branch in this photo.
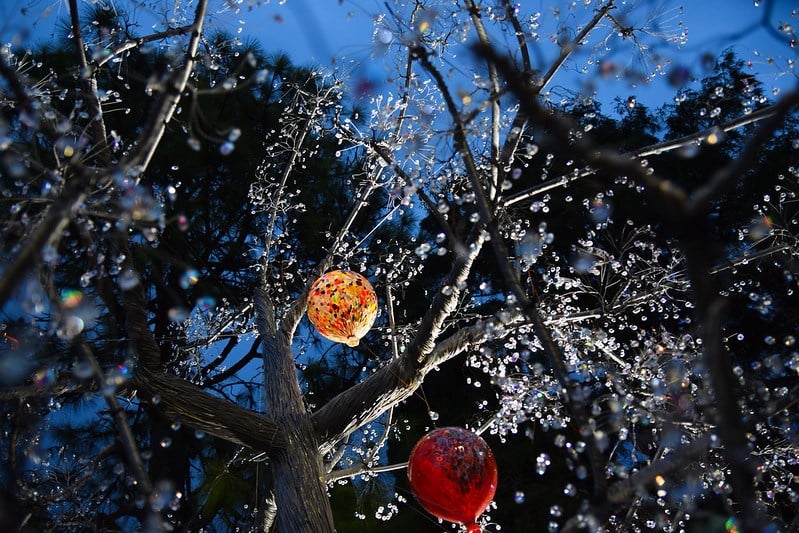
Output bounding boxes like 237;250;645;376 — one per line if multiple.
312;234;487;453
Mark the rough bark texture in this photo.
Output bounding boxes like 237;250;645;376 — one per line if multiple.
269;414;333;532
122;269;287;453
312;233;486;452
312;323;484;453
133;368;287;451
257;290;335;533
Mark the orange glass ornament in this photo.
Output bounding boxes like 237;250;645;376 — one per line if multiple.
307;270;378;347
408;427;498;532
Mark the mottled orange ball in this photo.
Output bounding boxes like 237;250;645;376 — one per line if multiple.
307;270;378;347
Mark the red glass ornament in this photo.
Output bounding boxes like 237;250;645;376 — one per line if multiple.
306;270;378;347
407;427;497;532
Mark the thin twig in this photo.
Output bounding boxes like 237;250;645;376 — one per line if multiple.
77;343;153;496
536;2;615;90
465;0;502;201
68;0;112;165
386;283;400;361
95;24;195;69
502;101;787;208
689;90;799;215
327;460;409;483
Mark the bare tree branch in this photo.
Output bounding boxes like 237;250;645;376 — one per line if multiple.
682;244;763;530
123;0;209;172
94;24;195;70
134;367;287;452
537;2;615;90
502;101;789;208
327;460;409;483
689;90;799;214
313;302;488;453
501;0;532;73
68;0;112;165
465;0;502;201
0;0;209;311
78;343;153;496
203;338;261;386
479;44;690;221
114;249;287;453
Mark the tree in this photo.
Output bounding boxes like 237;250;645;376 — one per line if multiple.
1;1;798;532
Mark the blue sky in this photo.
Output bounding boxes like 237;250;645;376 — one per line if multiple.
244;0;798;110
4;0;796;113
239;1;797;66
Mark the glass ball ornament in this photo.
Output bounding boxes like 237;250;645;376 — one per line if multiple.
407;427;498;532
306;270;378;347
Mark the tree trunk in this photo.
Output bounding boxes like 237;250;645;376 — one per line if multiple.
269;414;333;532
258;290;334;532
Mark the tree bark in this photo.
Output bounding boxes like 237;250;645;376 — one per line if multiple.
257;290;334;533
132;368;287;452
269;415;333;532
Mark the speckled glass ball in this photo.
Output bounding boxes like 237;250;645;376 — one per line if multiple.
307;270;378;347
